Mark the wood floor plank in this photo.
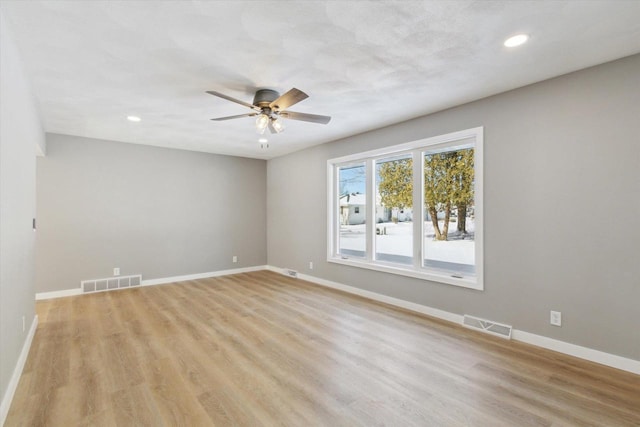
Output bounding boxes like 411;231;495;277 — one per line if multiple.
6;271;640;426
143;357;213;426
110;383;165;426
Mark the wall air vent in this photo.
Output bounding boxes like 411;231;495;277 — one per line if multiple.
462;314;512;339
81;274;142;294
285;269;298;278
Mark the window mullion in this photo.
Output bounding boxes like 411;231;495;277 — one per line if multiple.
331;164;339;258
366;159;375;262
412;150;422;269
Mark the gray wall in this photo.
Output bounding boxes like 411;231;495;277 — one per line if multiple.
0;10;43;410
36;134;267;293
267;54;640;361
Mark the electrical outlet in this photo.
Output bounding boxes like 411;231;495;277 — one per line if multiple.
550;310;562;326
113;267;120;276
309;261;313;270
232;256;238;263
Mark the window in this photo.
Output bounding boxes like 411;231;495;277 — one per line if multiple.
337;164;366;259
423;145;476;276
376;154;413;265
327;127;483;290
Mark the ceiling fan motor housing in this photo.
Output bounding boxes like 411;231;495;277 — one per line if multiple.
253;89;280;108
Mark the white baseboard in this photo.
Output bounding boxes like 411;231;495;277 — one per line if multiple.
1;315;38;426
140;265;268;286
266;265;640;376
511;330;640;375
267;266;462;324
35;287;82;300
35;265;269;300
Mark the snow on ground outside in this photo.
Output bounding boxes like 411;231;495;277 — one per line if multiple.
339;220;475;265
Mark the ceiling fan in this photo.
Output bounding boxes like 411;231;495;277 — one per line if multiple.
207;88;331;134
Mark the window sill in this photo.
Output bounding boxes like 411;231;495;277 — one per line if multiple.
327;256;483;290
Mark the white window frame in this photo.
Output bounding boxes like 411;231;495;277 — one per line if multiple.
327;127;483;290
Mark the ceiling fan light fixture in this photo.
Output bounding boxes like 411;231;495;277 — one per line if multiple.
256;114;269;134
272;117;285;133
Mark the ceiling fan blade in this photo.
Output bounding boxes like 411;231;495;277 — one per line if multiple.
210;113;258;121
206;91;260;111
280;111;331;124
269;88;308;111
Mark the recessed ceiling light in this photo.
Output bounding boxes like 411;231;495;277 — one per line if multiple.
127;115;141;122
504;34;529;47
258;138;268;143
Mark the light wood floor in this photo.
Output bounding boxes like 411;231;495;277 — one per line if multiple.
6;271;640;426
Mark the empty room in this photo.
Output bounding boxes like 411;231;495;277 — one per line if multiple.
1;1;639;426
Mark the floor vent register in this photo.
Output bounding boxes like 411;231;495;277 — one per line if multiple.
81;274;142;294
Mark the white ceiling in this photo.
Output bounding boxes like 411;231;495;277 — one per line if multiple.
2;1;639;159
